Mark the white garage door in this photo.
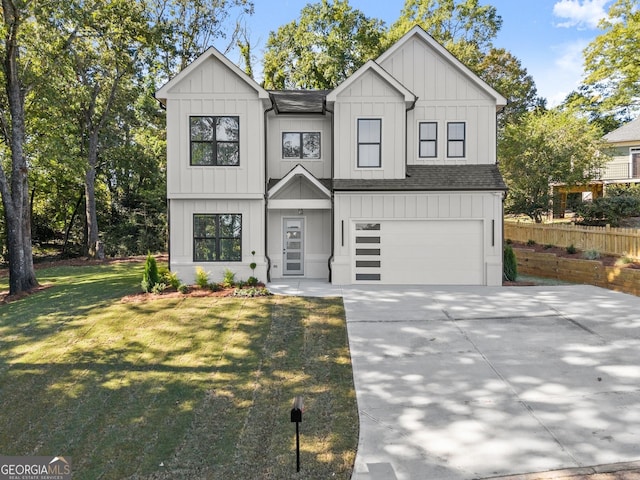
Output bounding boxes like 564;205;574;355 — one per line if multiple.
354;220;484;284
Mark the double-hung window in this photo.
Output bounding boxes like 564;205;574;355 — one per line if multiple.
419;122;437;158
282;132;321;159
357;119;382;168
193;214;242;262
190;116;239;166
447;122;465;158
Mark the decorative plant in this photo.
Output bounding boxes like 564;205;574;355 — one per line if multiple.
195;266;210;288
566;244;577;254
222;268;236;288
141;253;159;293
503;245;517;282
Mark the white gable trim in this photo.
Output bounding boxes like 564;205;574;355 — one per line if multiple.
155;47;269;103
326;60;417;107
378;25;507;107
268;164;332;200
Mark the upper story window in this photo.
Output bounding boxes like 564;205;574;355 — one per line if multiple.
193;214;242;262
190;116;239;166
419;122;437;158
282;132;321;159
358;118;382;168
447;122;465;158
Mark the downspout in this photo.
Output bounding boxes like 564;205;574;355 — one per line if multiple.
325;102;335;283
405;95;418;169
264;102;275;282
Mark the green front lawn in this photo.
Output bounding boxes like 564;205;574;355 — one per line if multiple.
0;262;358;479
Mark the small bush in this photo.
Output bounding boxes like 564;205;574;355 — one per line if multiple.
526;239;536;246
222;269;236;288
177;284;189;294
195;267;210;288
543;244;554;250
141;254;159;293
247;276;259;286
615;256;634;266
233;287;271;297
583;249;601;260
160;269;181;289
503;244;517;282
566;244;577;254
151;282;168;294
208;282;221;292
505;238;513;245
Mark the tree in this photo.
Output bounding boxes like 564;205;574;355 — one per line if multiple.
582;0;640;118
499;109;608;223
476;48;542;129
262;0;385;89
0;0;39;295
386;0;502;69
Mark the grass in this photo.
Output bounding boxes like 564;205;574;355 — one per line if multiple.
0;262;358;479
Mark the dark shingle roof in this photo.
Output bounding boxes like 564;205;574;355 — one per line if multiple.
269;90;329;114
333;164;507;191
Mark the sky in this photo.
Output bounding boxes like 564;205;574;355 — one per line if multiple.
217;0;614;107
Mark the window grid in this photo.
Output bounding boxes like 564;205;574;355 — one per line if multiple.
419;122;438;158
190;116;239;166
357;119;382;168
447;122;465;158
282;132;321;159
193;214;242;262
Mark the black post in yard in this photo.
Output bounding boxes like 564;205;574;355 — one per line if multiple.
295;420;300;472
291;396;304;473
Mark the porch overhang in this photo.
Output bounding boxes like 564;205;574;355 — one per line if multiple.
268;164;332;200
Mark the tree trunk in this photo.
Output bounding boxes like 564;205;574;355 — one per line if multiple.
62;189;83;256
0;0;38;295
85;131;103;259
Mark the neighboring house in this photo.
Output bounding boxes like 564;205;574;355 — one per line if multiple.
553;117;640;216
155;26;508;286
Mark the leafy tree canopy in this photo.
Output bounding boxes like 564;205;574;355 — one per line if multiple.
499;109;608;223
262;0;385;89
581;0;640;118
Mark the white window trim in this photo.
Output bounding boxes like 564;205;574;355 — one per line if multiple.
356;117;383;169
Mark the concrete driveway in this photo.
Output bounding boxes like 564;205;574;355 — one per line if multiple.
268;282;640;480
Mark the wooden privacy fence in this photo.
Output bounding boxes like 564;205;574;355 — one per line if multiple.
505;222;640;259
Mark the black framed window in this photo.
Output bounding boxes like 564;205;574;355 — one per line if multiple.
447;122;465;158
190;116;239;166
282;132;321;159
419;122;437;158
357;119;381;167
193;214;241;262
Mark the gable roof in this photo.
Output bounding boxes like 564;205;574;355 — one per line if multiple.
333;164;507;192
155;47;269;104
268;164;332;199
604;117;640;144
326;60;417;107
377;25;507;108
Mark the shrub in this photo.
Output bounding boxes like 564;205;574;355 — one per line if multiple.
233;287;271;297
177;284;189;294
526;239;536;246
247;276;259;286
209;282;221;292
195;267;210;288
222;268;236;288
141;254;159;293
503;244;517;282
160;268;181;290
576;195;640;227
543;244;554;250
566;244;577;254
151;282;168;294
615;255;634;266
583;249;601;260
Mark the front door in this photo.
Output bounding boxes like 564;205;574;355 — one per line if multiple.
283;217;304;275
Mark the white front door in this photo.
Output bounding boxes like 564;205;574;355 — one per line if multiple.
283;217;304;275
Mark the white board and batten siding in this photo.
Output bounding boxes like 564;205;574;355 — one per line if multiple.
379;35;499;166
332;69;407;180
266;114;332;180
169;198;266;285
164;55;266;199
331;191;504;285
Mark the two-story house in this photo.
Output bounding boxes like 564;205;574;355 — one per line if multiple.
155;26;508;286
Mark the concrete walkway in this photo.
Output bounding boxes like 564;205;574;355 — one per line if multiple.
267;281;640;480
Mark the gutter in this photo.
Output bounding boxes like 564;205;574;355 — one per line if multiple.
325;100;335;283
264;100;275;282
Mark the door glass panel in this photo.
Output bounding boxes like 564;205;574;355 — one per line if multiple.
283;218;304;275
